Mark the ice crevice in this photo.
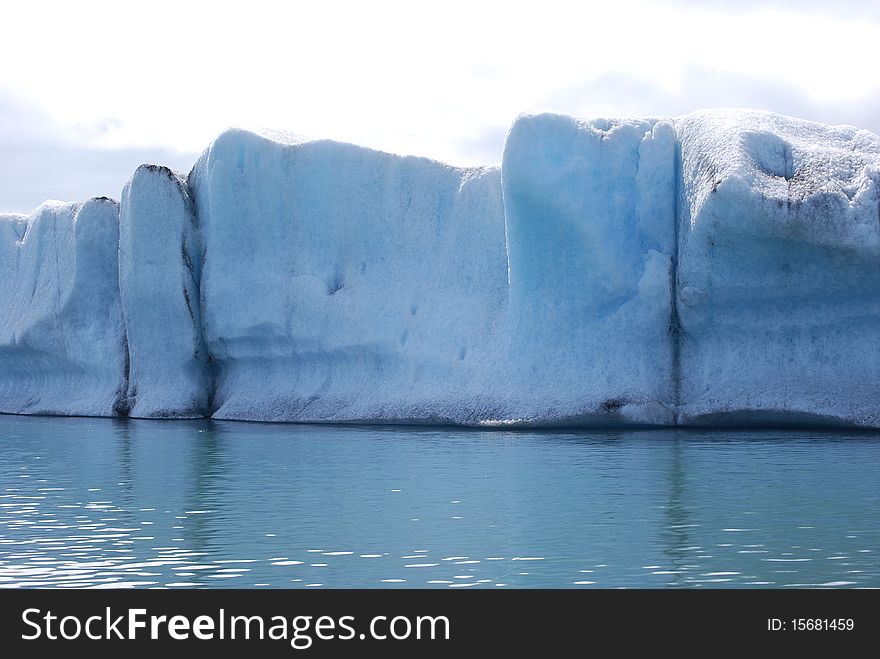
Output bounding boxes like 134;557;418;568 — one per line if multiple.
2;109;880;428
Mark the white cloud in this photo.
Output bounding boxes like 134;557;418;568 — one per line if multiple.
2;0;879;207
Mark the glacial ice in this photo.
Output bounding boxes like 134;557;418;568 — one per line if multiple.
502;113;676;424
676;110;880;427
0;198;127;416
119;165;210;418
188;128;510;422
2;109;880;427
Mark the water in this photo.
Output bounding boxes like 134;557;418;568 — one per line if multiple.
0;414;877;589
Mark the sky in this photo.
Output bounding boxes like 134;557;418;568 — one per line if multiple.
2;0;879;213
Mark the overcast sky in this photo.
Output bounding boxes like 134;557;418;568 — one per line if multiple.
2;0;879;213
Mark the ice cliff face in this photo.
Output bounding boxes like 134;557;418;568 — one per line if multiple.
0;198;126;416
119;165;210;418
2;110;879;427
676;110;880;427
188;129;509;422
502;114;676;424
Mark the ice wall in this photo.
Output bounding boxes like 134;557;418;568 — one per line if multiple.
0;198;127;416
119;165;210;418
676;110;880;426
188;129;509;423
3;110;880;428
502;113;676;425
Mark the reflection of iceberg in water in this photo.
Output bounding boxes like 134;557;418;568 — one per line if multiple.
110;417;134;510
182;422;227;586
661;437;690;588
0;417;879;587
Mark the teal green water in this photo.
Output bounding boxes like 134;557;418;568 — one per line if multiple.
0;414;877;588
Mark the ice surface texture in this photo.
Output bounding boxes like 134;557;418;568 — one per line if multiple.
188;129;509;422
2;109;879;427
0;198;126;416
676;110;880;427
119;165;210;418
502;114;676;425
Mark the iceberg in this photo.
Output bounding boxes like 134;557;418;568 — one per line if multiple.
2;109;879;427
119;165;210;418
502;113;676;425
676;110;880;426
188;128;509;423
0;198;127;416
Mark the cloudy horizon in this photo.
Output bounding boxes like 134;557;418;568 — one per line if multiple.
3;0;879;213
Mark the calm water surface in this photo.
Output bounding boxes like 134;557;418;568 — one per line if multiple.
0;415;877;588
